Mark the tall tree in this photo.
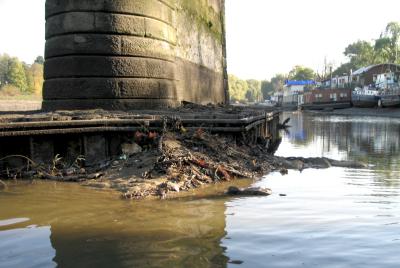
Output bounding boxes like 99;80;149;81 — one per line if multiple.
34;56;44;65
7;57;28;92
28;63;44;95
288;66;315;81
261;74;286;99
228;74;248;102
334;40;376;75
246;79;262;102
0;54;11;86
375;22;400;63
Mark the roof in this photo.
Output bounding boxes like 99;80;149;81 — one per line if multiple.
353;63;400;76
285;80;315;86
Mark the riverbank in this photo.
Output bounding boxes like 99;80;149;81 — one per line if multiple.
0;126;366;199
304;107;400;118
0;103;368;199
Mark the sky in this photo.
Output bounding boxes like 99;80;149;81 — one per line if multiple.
0;0;399;80
0;0;45;63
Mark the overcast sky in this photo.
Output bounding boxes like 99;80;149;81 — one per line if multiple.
0;0;399;80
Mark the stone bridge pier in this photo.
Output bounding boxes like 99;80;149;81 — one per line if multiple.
43;0;228;110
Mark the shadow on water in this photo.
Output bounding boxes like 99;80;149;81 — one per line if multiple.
0;180;254;268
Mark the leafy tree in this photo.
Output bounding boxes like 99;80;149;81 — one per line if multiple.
261;80;273;99
0;54;44;97
334;22;400;75
228;74;248;102
26;63;44;95
374;37;392;62
261;74;286;99
345;40;375;66
0;54;11;86
333;40;376;76
375;22;400;63
288;65;315;80
7;57;28;92
246;79;262;102
332;62;353;76
34;56;44;65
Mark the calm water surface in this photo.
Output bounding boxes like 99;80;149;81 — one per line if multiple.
1;112;400;267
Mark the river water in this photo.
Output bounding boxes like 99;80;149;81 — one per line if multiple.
1;112;400;268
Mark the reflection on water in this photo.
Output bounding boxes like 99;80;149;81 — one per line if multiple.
2;112;400;267
279;112;400;184
0;225;55;268
0;181;252;268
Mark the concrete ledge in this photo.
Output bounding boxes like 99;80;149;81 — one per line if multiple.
45;0;175;25
45;34;175;61
44;56;176;80
43;78;177;99
45;12;177;44
42;99;178;110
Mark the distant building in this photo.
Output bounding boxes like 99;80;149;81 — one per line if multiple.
321;75;351;89
302;88;351;110
352;63;400;87
331;75;351;88
282;80;315;108
271;92;283;106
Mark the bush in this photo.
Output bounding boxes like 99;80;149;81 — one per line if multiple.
0;84;21;97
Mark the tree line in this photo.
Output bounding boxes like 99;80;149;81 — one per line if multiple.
0;54;44;97
229;65;315;102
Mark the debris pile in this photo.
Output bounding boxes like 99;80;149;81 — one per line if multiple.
0;125;367;199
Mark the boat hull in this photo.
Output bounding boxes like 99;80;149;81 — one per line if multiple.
351;93;379;108
380;95;400;107
301;102;351;110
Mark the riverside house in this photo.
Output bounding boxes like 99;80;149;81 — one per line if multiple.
282;80;315;109
301;74;352;110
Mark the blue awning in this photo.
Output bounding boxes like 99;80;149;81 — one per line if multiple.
285;80;316;86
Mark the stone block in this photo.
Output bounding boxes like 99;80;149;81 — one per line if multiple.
144;18;177;44
46;12;146;39
44;56;176;80
46;0;175;25
45;34;175;61
43;78;177;99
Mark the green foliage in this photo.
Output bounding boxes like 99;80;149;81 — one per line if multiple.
288;65;315;80
0;54;44;97
228;74;248;102
34;56;44;65
332;62;353;76
179;0;223;43
334;21;400;74
0;54;11;86
8;58;28;92
379;21;400;63
261;74;286;99
245;79;262;102
228;75;262;103
25;63;44;95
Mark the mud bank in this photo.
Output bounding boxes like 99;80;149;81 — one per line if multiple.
0;127;366;199
305;107;400;118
